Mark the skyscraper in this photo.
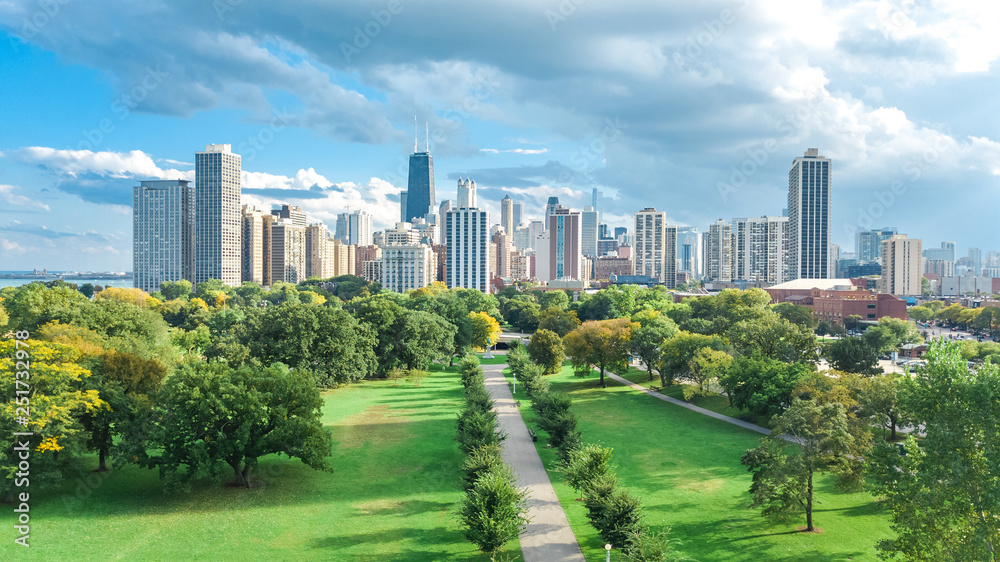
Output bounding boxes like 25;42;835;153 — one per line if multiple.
457;178;477;208
581;206;599;258
133;180;195;294
438;200;453;244
512;201;523;230
731;216;789;284
787;148;831;280
677;226;699;278
195;144;242;286
271;204;306;227
856;227;897;264
445;208;491;292
500;194;514;235
879;234;922;296
704;219;733;282
241;205;274;286
270;220;306;284
544;197;561;225
968;247;983;275
405;128;434;222
592;188;603;223
633;208;676;287
548;208;583;281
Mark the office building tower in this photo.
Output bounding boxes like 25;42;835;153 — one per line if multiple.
633;208;676;287
457;178;477;208
500;195;514;236
548;208;583;281
968;247;982;275
512;202;523;230
270;220;306;284
924;258;955;278
195;144;242;286
527;220;545;251
513;225;532;252
677;226;699;278
445;208;491;292
381;239;437;293
856;227;897;264
338;210;373;246
404;126;434;222
614;227;627;240
544;197;561;224
880;235;922;296
133;180;195;294
787;148;831;280
493;231;512;279
399;192;408;222
241;205;275;286
384;222;422;246
592;188;603;222
704;219;733;282
923;241;956;262
438;200;453;244
731;216;789;284
582;206;599;258
271;204;306;227
535;230;552;283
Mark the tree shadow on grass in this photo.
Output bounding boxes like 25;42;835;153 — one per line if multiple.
307;528;508;561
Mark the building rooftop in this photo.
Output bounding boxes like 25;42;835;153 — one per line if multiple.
768;278;857;291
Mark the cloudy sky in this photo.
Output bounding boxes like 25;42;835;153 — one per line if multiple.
1;0;998;271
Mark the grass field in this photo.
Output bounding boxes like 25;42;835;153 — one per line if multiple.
512;366;893;562
6;365;518;561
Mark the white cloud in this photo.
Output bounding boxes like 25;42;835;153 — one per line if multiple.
12;147;193;181
480;148;549;155
0;238;26;254
0;185;50;211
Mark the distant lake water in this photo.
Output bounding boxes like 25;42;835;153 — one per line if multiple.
0;278;135;290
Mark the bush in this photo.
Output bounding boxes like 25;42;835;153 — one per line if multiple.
528;329;565;375
464;384;494;414
456;409;505;453
459;464;529;560
591;487;646;554
461;443;504;490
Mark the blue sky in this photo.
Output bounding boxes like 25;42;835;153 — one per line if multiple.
1;0;998;271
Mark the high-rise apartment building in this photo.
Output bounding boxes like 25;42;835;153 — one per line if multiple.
271;204;306;227
381;242;437;293
305;223;333;279
548;208;583;281
582;206;599;258
968;247;983;275
512;202;523;230
731;216;789;284
270;220;306;284
445;208;491;292
677;226;699;278
457;178;477;208
438;200;453;244
493;230;512;279
133;180;195;294
704;219;733;282
856;227;897;264
404;135;434;222
633;208;677;287
241;205;275;286
592;188;603;223
337;210;373;246
787;148;831;280
880;234;922;296
500;195;514;236
195;144;242;286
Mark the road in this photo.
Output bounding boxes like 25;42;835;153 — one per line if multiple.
482;363;586;562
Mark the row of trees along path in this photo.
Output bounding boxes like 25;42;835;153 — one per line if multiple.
482;361;586;562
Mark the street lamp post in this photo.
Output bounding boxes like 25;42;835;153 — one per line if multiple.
605;543;612;562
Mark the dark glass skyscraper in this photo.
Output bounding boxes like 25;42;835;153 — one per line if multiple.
405;151;434;222
788;148;831;280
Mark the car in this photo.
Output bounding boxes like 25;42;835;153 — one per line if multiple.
951;327;960;332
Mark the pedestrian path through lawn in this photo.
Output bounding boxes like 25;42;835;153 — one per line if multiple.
482;363;586;562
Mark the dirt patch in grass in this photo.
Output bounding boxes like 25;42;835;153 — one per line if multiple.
334;405;415;450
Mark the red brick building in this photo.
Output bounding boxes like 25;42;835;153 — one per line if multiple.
766;279;907;325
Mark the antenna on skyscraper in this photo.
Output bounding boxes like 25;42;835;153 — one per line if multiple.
413;115;418;153
425;122;429;152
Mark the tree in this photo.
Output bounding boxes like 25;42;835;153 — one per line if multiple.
147;362;332;488
908;305;934;323
857;373;909;441
720;355;811;416
576;292;623;321
863;317;922;354
528;329;565;374
564;443;615;500
0;340;105;500
920;276;932;297
348;294;407;375
392;310;457;371
726;311;818;364
1;282;93;332
741;398;864;532
537;306;582;337
685;348;732;401
772;302;816;329
461;443;504;490
469;311;501;350
657;332;727;387
503;298;541;332
868;342;1000;560
825;337;881;376
459;464;529;561
973;307;1000;339
628;311;680;381
564;318;638;386
536;289;569;311
160;280;193;301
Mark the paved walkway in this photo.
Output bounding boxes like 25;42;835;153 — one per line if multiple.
604;370;773;436
482;364;586;562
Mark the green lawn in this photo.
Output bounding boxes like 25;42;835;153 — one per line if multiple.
512;366;892;562
6;365;518;561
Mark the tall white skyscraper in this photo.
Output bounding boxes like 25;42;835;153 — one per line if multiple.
549;208;584;281
446;208;491;292
787;148;831;280
195;144;242;287
512;201;523;230
633;208;677;288
338;210;373;246
133;180;195;294
581;206;599;258
457;178;477;208
270;220;306;284
438;200;453;244
731;216;789;284
880;235;922;296
704;219;733;282
500;194;514;236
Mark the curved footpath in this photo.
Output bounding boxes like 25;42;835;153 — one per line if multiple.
482;363;586;562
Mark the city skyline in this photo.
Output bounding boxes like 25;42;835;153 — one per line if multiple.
2;2;1000;271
